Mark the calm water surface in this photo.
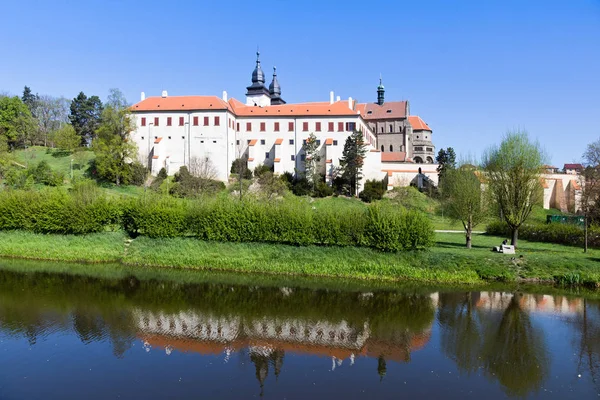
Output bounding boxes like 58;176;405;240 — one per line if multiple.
0;263;599;399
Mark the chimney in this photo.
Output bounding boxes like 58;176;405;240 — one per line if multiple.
336;95;341;102
348;97;353;109
140;92;145;101
329;91;334;104
222;90;228;102
161;90;168;98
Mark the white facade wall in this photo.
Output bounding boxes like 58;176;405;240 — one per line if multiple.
131;105;386;189
132;110;235;181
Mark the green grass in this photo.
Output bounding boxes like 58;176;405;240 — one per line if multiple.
13;146;95;181
0;231;125;262
0;230;598;287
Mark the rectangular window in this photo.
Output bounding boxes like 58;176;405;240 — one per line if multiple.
346;122;356;131
291;155;295;161
167;117;172;126
193;116;199;126
261;139;265;145
328;122;334;132
265;152;270;159
214;116;220;126
338;122;344;132
303;139;307;146
274;122;280;131
237;123;240;131
182;136;185;139
316;122;321;131
168;136;171;140
247;139;251;144
288;122;294;131
141;136;144;140
246;122;252;131
333;140;338;146
316;140;321;146
154;117;159;126
260;122;266;131
141;117;146;127
300;154;306;161
204;117;209;126
179;117;184;126
289;139;294;145
303;122;308;131
236;140;240;145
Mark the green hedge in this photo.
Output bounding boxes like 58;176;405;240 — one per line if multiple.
0;188;120;234
486;219;600;248
0;189;434;252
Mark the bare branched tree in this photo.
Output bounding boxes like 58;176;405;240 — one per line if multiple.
188;155;218;180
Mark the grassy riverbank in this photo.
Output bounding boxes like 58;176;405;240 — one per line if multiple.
0;230;598;287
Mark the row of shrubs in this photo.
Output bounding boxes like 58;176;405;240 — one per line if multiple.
0;185;434;252
486;220;600;247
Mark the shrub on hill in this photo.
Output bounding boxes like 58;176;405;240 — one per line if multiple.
359;179;386;203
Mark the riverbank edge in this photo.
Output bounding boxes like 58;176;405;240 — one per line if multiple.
0;230;598;288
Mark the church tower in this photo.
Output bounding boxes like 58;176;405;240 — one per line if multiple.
377;75;385;105
269;67;286;105
246;51;272;107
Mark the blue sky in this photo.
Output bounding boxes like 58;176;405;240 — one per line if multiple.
1;0;599;166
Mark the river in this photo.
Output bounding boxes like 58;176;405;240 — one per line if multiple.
0;261;598;399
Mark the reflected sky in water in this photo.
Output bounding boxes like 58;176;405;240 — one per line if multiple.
0;266;598;399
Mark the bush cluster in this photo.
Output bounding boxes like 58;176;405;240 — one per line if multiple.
123;195;434;251
0;183;120;234
486;219;600;247
0;188;434;251
359;179;386;203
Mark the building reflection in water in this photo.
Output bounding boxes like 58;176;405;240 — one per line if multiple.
0;267;599;398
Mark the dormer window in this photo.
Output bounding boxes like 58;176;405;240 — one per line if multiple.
367;111;373;115
386;110;392;113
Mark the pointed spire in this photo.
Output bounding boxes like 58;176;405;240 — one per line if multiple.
377;74;385;105
269;66;281;96
251;48;265;84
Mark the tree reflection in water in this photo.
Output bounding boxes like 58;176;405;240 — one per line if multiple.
572;299;600;392
439;292;549;397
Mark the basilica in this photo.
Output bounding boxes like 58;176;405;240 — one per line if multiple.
130;52;438;190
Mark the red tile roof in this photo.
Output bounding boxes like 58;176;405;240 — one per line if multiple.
274;138;283;145
132;96;229;112
408;116;431;131
274;158;281;163
154;137;162;144
248;139;257;146
325;138;333;145
358;101;408;120
564;163;583;170
227;99;358;117
381;152;407;162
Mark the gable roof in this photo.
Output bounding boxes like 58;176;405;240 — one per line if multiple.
131;96;229;112
564;163;583;170
408;116;431;131
358;101;408;120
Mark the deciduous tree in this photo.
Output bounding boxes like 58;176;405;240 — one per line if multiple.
52;124;80;153
441;164;487;248
0;96;36;149
302;132;320;192
482;131;545;247
93;89;136;185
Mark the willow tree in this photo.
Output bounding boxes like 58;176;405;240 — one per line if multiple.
482;131;545;248
441;164;487;248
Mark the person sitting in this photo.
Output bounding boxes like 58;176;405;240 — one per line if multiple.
502;239;508;246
